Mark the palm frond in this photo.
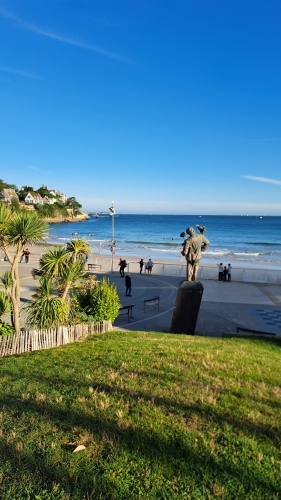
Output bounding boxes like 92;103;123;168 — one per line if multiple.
0;291;12;318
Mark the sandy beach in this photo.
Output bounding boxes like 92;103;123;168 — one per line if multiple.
1;243;280;278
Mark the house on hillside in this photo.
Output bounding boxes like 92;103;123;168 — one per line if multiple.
56;191;66;203
43;196;56;205
49;189;66;203
25;192;44;205
0;188;19;204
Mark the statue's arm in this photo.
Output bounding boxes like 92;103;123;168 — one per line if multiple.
181;239;190;255
201;237;210;253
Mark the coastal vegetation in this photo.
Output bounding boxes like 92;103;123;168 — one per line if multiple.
0;178;83;220
0;214;120;331
0;203;49;332
74;276;121;323
0;332;280;499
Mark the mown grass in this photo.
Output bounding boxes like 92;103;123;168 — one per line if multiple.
0;331;280;499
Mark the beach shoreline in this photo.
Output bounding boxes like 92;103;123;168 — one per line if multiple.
1;244;280;272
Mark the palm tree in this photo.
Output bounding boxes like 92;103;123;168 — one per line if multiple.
58;258;87;301
0;206;49;332
24;276;68;329
66;238;91;263
39;246;69;279
38;244;87;302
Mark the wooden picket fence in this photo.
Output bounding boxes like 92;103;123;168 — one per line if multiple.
0;321;112;357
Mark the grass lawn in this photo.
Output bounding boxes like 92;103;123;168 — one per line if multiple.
0;331;280;499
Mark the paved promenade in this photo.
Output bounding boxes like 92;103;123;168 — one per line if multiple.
102;272;281;337
1;255;281;338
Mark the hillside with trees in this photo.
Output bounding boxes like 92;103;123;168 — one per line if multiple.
0;179;88;222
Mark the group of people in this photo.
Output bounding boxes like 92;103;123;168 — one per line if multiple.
118;257;154;297
19;248;31;263
217;263;232;282
139;258;154;274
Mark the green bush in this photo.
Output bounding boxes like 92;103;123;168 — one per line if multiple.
76;277;121;322
0;321;14;336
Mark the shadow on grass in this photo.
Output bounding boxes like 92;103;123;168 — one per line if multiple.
1;387;280;498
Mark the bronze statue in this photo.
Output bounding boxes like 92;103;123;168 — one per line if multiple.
181;227;210;281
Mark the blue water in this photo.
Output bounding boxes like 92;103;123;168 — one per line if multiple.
46;215;281;268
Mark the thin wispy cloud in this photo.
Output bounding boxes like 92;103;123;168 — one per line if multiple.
29;26;134;64
0;66;41;80
243;175;281;186
0;8;134;64
0;7;18;21
27;166;40;171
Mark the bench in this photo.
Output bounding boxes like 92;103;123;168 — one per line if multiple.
87;263;102;272
144;296;160;312
119;305;134;323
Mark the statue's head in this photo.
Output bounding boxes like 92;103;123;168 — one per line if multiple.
186;227;195;236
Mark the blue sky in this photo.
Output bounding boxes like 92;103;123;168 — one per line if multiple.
1;0;281;215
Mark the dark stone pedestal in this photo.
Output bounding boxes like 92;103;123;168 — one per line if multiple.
170;280;204;335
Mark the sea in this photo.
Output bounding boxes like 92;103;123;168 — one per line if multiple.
46;214;281;269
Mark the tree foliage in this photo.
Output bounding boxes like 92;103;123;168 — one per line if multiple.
65;196;82;208
75;277;121;322
0;179;18;191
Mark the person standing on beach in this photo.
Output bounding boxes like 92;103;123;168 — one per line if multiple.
125;274;132;296
217;263;223;281
139;258;144;274
227;263;232;282
24;248;30;263
147;258;154;274
223;266;228;281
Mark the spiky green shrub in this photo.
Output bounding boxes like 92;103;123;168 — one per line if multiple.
0;290;11;318
24;296;68;329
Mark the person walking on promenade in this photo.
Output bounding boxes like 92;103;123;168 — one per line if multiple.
217;262;223;281
227;263;232;282
125;274;132;296
139;258;144;274
118;258;123;277
24;248;30;263
147;258;154;274
19;251;25;263
118;258;127;277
